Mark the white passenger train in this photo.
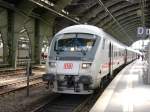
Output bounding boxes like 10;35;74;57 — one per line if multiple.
43;25;140;94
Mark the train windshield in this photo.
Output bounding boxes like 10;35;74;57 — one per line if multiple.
55;33;96;53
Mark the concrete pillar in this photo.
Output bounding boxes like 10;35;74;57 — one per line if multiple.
7;10;17;68
34;19;41;64
33;17;54;64
0;9;9;64
1;29;8;64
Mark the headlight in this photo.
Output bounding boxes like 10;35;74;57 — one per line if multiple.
82;63;91;69
49;62;56;67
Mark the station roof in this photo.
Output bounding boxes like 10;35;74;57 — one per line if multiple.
1;0;149;46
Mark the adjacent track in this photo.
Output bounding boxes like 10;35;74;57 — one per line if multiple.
0;76;44;96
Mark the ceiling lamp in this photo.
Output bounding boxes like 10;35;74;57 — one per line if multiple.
126;0;134;3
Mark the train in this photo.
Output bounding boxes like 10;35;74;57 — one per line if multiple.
43;25;140;94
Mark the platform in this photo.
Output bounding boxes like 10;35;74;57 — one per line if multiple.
90;60;150;112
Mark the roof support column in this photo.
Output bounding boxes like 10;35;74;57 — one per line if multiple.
2;33;8;64
34;19;41;64
0;8;9;64
7;10;17;68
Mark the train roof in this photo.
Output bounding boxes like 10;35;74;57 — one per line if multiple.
55;24;104;37
55;25;121;41
57;25;125;47
54;24;127;49
126;47;142;54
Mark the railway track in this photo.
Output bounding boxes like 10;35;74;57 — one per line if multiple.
31;94;90;112
0;68;25;74
0;75;44;96
0;68;44;79
0;66;46;96
30;91;105;112
30;82;109;112
0;66;44;74
30;71;112;112
0;72;25;80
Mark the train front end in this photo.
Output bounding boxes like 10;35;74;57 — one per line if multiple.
43;27;100;94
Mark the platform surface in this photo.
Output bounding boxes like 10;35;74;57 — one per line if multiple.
90;60;150;112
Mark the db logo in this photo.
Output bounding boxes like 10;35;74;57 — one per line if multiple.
64;63;73;69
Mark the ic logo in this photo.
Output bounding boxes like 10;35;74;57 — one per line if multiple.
64;63;73;69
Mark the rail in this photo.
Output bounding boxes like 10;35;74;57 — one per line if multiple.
0;77;44;96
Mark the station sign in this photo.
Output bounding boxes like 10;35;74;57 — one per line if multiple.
137;27;150;38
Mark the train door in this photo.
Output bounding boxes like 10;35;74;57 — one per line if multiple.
109;43;113;76
124;49;127;64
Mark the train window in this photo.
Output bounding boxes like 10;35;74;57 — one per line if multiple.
54;33;97;52
109;43;111;57
102;39;105;49
119;52;121;56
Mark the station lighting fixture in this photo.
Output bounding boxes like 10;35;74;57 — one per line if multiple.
125;0;134;3
43;40;46;43
75;17;80;21
40;0;54;7
21;44;27;48
20;27;26;33
61;9;69;15
20;37;25;40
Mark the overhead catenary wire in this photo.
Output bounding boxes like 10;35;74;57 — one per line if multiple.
97;0;134;42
